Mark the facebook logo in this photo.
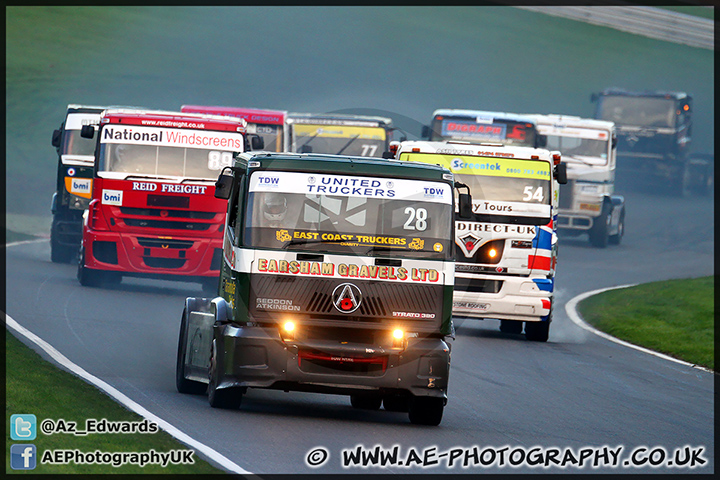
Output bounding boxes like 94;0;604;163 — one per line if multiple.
11;414;36;440
11;444;37;470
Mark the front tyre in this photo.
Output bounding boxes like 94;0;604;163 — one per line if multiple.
525;320;550;342
77;248;104;287
408;397;444;426
588;204;610;248
608;208;625;246
176;308;207;395
208;340;242;409
50;217;74;263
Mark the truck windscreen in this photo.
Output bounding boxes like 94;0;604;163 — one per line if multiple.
540;128;610;166
244;171;453;260
62;130;97;157
292;124;387;156
597;96;676;128
400;153;552;225
429;116;537;148
97;125;244;179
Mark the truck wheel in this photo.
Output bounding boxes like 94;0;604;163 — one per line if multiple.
588;204;610;248
176;308;207;395
208;340;242;409
670;163;691;197
383;395;411;412
350;394;382;410
408;397;444;426
500;320;523;334
77;249;104;287
50;218;74;263
525;321;550;342
608;208;625;246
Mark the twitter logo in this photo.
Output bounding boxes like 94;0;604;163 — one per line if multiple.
11;414;36;440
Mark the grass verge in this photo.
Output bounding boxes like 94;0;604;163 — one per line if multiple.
577;276;714;371
5;333;223;474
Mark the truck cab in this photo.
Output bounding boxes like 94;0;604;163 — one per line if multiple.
50;105;106;263
422;109;548;149
395;140;567;342
77;109;248;291
591;88;707;196
286;113;395;157
176;152;460;425
526;114;625;248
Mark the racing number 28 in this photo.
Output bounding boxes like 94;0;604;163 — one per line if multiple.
404;207;427;231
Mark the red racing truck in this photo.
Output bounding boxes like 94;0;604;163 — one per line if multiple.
181;105;286;152
77;109;258;292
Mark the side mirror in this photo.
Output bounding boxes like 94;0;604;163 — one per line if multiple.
250;135;264;150
381;151;393;159
215;174;233;199
80;125;95;139
612;135;618;149
455;182;473;219
51;129;61;148
536;134;547;148
555;162;568;185
590;93;598;103
421;125;430;139
299;145;313;154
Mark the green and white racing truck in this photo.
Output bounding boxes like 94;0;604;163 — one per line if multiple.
176;151;466;425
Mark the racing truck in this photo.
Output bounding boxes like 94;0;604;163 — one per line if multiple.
421;109;548;149
50;105;106;263
526;114;625;248
77;109;262;292
395;140;567;342
176;151;465;425
286;113;395;157
591;88;710;196
181;105;286;152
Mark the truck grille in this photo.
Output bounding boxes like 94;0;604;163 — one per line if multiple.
124;218;212;231
120;207;216;219
251;276;442;323
137;237;195;249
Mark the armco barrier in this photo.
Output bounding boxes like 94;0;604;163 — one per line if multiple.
516;5;714;50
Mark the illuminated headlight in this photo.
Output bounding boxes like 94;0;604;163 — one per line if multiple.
392;328;404;348
488;248;497;258
281;320;296;341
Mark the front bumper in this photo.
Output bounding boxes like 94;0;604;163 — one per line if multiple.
214;324;450;400
83;229;222;278
452;275;551;322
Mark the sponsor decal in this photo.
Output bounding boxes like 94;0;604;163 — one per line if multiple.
456;222;537;235
278;229;435;251
392;311;436;319
293;124;386;140
332;283;362;313
101;126;243;150
101;189;123;206
67;167;76;176
256;298;301;311
65;178;92;199
64;113;101;130
441;120;506;141
248;172;451;204
130;182;208;194
453;302;490;311
255;258;439;282
402;154;551;180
